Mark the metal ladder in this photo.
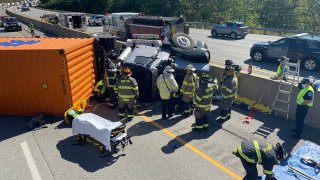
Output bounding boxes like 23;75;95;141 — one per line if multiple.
271;60;300;119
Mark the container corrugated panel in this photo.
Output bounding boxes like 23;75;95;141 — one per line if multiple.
0;38;96;116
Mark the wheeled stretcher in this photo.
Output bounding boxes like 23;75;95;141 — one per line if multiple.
72;113;132;155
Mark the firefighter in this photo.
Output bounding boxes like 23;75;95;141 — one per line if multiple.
114;67;139;121
234;64;242;78
271;56;289;80
233;140;286;180
291;76;315;139
217;65;238;122
157;66;179;120
193;73;215;131
29;22;35;37
180;64;199;116
105;63;118;108
93;77;107;103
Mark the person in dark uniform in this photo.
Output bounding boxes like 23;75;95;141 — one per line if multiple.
233;140;286;180
291;76;315;139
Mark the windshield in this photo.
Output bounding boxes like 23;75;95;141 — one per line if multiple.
133;56;152;65
5;18;17;22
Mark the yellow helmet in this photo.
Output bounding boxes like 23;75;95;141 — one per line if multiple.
185;64;195;71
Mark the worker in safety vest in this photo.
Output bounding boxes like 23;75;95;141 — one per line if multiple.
193;73;215;131
233;140;286;180
93;78;107;103
291;76;315;139
271;56;289;80
29;22;35;37
217;65;238;122
180;64;199;116
105;63;118;108
157;66;179;120
114;67;139;120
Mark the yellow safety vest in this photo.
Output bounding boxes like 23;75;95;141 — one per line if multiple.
94;80;106;94
296;86;314;107
275;65;288;78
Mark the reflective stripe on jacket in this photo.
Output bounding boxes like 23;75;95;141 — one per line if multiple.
180;72;198;98
194;83;214;111
114;76;138;100
234;140;276;178
106;71;117;88
94;80;106;94
221;75;238;99
156;73;179;100
296;85;314;106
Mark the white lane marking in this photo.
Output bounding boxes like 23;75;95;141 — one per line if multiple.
20;142;42;180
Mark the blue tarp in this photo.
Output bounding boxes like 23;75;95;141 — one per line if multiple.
264;141;320;180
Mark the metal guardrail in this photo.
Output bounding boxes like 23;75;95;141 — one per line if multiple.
187;22;320;36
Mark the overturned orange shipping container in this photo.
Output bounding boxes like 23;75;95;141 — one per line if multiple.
0;38;96;116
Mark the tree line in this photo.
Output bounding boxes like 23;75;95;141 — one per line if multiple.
39;0;320;32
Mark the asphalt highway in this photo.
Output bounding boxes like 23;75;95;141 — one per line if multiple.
1;7;319;180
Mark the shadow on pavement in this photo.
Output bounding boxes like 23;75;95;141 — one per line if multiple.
207;35;243;41
56;136;124;172
0;116;29;142
232;107;320;154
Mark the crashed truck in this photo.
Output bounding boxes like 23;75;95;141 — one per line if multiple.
59;13;87;31
103;13;189;41
117;34;210;103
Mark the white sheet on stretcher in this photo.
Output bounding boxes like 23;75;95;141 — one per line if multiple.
72;113;122;152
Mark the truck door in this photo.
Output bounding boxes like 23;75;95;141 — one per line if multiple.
268;38;290;59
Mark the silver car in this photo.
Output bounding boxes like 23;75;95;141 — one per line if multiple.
211;21;248;39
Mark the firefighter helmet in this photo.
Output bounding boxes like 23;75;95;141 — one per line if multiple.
200;73;213;82
122;66;132;76
185;64;196;71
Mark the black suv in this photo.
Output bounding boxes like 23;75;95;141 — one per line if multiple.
250;33;320;71
3;17;22;32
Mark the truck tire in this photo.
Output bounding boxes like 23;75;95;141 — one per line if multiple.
171;33;195;50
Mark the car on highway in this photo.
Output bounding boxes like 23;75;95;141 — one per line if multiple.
3;17;22;31
21;6;30;12
88;15;104;26
211;21;248;39
0;15;9;27
250;33;320;71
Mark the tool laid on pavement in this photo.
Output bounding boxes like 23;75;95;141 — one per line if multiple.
26;113;47;130
301;157;320;171
288;164;317;180
272;60;301;119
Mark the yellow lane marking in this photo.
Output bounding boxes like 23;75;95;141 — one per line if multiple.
137;112;242;180
15;32;24;38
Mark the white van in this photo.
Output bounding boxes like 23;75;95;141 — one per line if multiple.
59;13;87;31
103;12;139;38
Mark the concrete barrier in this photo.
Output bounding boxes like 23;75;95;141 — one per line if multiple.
210;63;320;129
